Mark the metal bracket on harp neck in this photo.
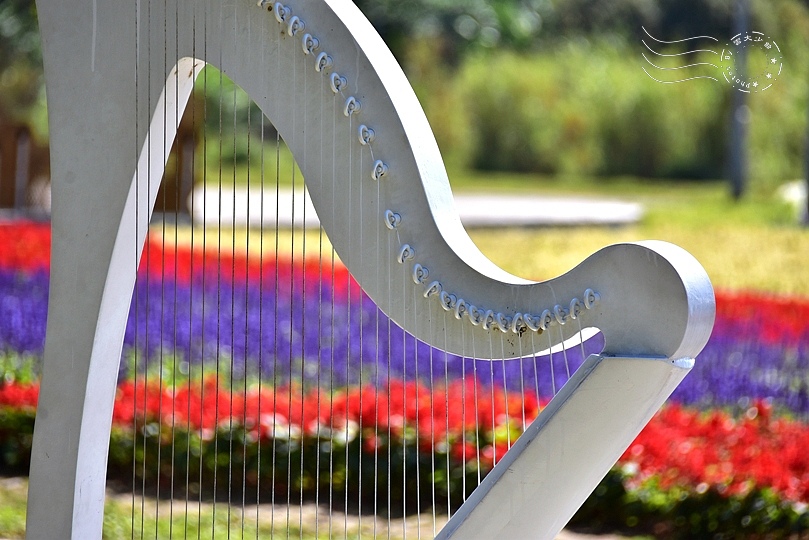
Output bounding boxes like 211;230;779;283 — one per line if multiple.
259;0;390;189
255;0;603;338
405;256;600;335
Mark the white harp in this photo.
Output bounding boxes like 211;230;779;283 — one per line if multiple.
27;0;715;538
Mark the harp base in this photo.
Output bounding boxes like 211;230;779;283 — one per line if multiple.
435;353;693;540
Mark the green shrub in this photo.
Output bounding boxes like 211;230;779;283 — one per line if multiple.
407;19;809;192
108;423;481;515
451;41;732;179
571;470;809;539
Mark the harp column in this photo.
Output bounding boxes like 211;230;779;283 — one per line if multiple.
28;1;202;536
26;64;198;537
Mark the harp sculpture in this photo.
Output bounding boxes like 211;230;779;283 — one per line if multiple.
27;0;715;538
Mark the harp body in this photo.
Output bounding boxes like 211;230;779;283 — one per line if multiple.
27;0;715;538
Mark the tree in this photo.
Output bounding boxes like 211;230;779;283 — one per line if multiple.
0;0;44;127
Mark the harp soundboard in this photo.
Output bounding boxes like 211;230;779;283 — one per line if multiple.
27;0;715;538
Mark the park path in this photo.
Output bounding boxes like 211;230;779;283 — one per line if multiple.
1;476;632;538
107;486;632;539
188;186;643;229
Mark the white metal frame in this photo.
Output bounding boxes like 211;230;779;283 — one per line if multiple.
28;0;715;538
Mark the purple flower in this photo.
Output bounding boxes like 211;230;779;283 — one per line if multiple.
4;262;809;413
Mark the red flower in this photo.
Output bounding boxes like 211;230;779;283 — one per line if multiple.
0;222;50;272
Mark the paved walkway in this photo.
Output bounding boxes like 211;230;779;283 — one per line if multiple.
2;187;643;229
188;187;643;229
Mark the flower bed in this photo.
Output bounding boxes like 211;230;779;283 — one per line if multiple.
2;377;809;535
5;222;809;415
0;221;595;393
4;220;809;535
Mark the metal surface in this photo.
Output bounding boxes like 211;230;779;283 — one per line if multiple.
28;0;715;538
436;354;694;540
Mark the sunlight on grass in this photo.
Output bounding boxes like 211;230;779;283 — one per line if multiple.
469;221;809;297
0;478;27;539
451;172;809;296
103;496;306;540
1;478;446;539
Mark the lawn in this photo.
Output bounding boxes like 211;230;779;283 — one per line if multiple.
1;476;440;539
453;172;807;296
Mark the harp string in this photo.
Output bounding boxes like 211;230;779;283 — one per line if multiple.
240;44;252;538
416;284;423;539
169;1;181;531
357;107;366;538
471;331;480;490
519;331;527;432
548;325;557;395
385;170;393;540
459;326;468;510
131;0;140;536
156;1;166;521
578;317;589;374
300;40;309;540
285;49;295;539
298;51;308;540
561;327;572;380
256;44;268;538
501;339;511;452
327;79;336;540
270;126;280;534
372;92;381;540
211;50;222;537
335;85;356;537
183;6;195;534
443;329;451;519
228;19;237;532
311;66;320;536
531;330;541;415
156;5;164;530
158;1;170;529
143;0;152;535
117;11;601;537
403;243;409;536
423;326;429;532
198;17;209;532
316;202;325;538
487;339;496;467
345;77;352;540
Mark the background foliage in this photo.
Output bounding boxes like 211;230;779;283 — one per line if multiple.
3;0;808;190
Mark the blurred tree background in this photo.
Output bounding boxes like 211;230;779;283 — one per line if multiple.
1;0;808;194
372;0;809;190
0;0;45;137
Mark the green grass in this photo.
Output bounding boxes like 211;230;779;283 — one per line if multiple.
447;170;809;296
1;477;445;539
102;495;305;540
0;477;312;539
0;478;26;538
0;477;658;539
